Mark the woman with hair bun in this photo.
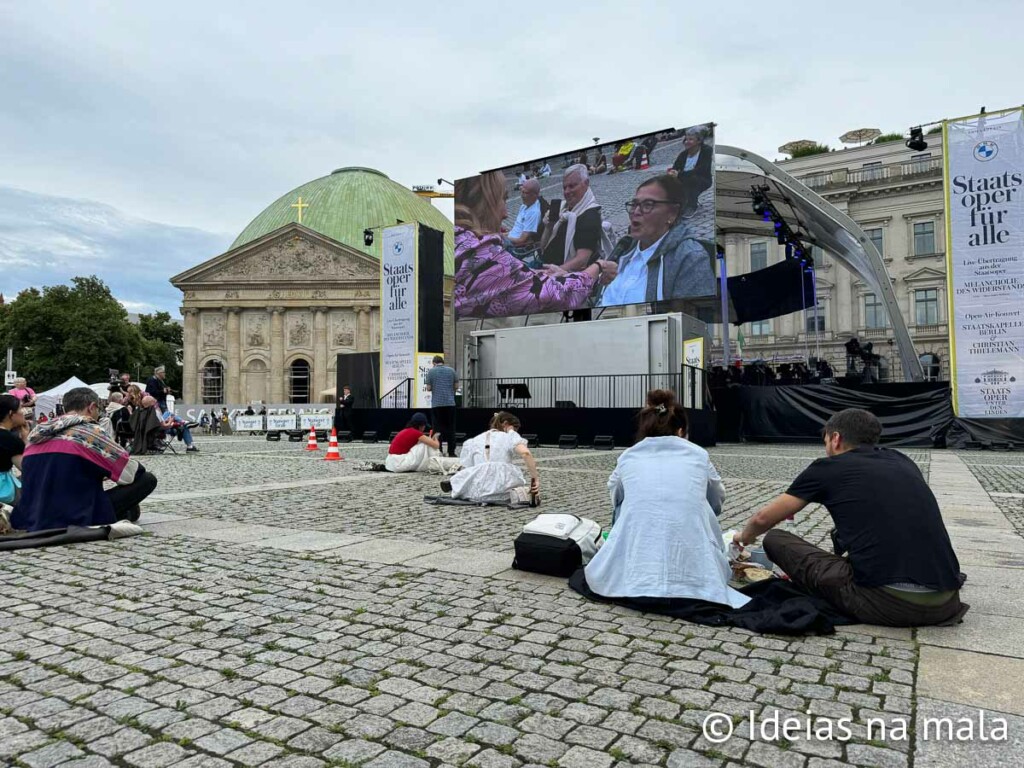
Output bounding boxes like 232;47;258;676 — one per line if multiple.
583;390;748;607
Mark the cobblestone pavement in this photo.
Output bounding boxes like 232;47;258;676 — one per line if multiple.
2;438;1020;768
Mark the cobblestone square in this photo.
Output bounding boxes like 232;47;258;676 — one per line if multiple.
2;436;1022;767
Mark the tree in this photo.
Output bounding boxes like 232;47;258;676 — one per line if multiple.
137;312;183;392
2;276;143;389
871;132;905;144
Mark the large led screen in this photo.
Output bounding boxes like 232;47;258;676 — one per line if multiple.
454;123;716;320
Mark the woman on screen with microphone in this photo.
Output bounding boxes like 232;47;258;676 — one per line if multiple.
454;171;617;319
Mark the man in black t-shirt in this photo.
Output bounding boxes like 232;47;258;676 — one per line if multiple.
734;409;967;627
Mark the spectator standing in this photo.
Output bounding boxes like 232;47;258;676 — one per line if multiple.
145;366;174;412
424;356;458;458
337;385;355;432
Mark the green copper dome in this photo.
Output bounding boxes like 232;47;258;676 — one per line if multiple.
231;167;454;275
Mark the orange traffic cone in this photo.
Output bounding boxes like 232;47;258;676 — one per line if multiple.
324;428;343;461
305;425;319;451
639;150;650;170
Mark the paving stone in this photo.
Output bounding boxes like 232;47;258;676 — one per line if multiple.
364;751;431;768
124;743;193;768
192;728;252;756
558;745;615;768
323;738;388;764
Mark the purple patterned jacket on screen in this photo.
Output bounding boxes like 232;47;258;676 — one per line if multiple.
454;227;596;319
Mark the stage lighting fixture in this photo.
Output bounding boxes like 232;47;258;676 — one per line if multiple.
785;243;793;258
363;228;374;246
906;126;928;152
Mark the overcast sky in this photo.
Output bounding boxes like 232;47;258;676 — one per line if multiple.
1;0;1022;315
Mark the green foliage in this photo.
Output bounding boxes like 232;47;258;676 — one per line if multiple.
790;143;831;158
871;132;905;144
0;276;182;391
927;126;942;135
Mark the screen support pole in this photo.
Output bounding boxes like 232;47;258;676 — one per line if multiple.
718;250;730;366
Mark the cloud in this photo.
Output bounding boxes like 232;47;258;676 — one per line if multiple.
0;185;231;316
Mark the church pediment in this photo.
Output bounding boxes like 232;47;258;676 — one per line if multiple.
171;224;379;286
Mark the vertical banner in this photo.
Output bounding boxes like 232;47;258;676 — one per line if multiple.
683;337;705;409
415;352;441;408
945;109;1024;417
380;223;418;407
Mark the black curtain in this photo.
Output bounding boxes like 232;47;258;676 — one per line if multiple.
418;224;445;354
727;260;817;325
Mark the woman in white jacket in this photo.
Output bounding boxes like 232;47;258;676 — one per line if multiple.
584;389;748;608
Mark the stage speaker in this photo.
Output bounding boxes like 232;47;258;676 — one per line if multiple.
338;430;354;443
593;435;614;450
287;431;304;442
455;432;466;445
266;431;281;441
558;434;579;449
389;431;400;441
362;431;378;443
522;433;540;448
316;430;328;441
418;224;445;354
555;400;577;409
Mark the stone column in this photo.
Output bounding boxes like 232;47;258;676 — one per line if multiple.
270;307;285;403
312;307;328;398
226;308;241;404
357;308;371;351
182;309;199;403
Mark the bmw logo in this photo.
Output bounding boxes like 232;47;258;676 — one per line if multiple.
974;141;998;161
393;241;404;255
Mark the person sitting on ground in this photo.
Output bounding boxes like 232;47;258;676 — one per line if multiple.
667;125;714;211
385;413;441;473
160;406;199;453
446;412;539;503
539;161;551;178
733;408;968;627
0;393;29;509
582;390;744;605
11;387;157;531
589;151;607;175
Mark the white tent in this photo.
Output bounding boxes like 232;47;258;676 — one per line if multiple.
34;376;91;416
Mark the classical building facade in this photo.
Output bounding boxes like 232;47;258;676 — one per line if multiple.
171;167;454;404
710;134;948;380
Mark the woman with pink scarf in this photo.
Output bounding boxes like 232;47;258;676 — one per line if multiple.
454;171;616;319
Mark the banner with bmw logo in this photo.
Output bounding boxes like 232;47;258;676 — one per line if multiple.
380;222;419;406
944;108;1024;417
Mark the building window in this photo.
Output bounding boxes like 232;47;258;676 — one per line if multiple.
908;153;933;174
862;161;883;181
805;304;826;333
914;221;936;255
750;242;768;271
920;352;942;381
750;319;772;336
865;228;884;258
915;289;939;325
201;360;224;404
288;359;311;403
864;293;887;328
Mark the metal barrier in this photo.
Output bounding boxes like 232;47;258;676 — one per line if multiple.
461;367;707;410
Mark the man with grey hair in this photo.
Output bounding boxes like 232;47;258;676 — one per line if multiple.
145;365;174;412
541;164;604;273
11;386;157;532
504;178;542;251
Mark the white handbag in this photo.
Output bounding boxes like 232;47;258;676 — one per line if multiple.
521;513;603;564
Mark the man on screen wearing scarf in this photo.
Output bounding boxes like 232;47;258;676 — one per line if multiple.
540;164;605;273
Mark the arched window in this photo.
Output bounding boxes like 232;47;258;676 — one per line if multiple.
288;359;311;403
202;360;224;404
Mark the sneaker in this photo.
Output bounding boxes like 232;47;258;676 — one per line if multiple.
186;446;199;453
128;505;141;523
440;479;453;493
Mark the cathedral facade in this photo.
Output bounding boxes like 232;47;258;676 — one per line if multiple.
171;167;454;405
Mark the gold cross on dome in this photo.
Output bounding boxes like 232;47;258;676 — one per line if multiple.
291;196;309;224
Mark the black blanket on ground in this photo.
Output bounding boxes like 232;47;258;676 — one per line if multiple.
568;568;855;635
0;525;112;551
423;495;531;510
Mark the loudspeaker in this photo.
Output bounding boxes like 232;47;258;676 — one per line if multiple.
522;433;540;448
362;431;378;443
593;435;614;450
266;431;281;442
558;435;579;449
